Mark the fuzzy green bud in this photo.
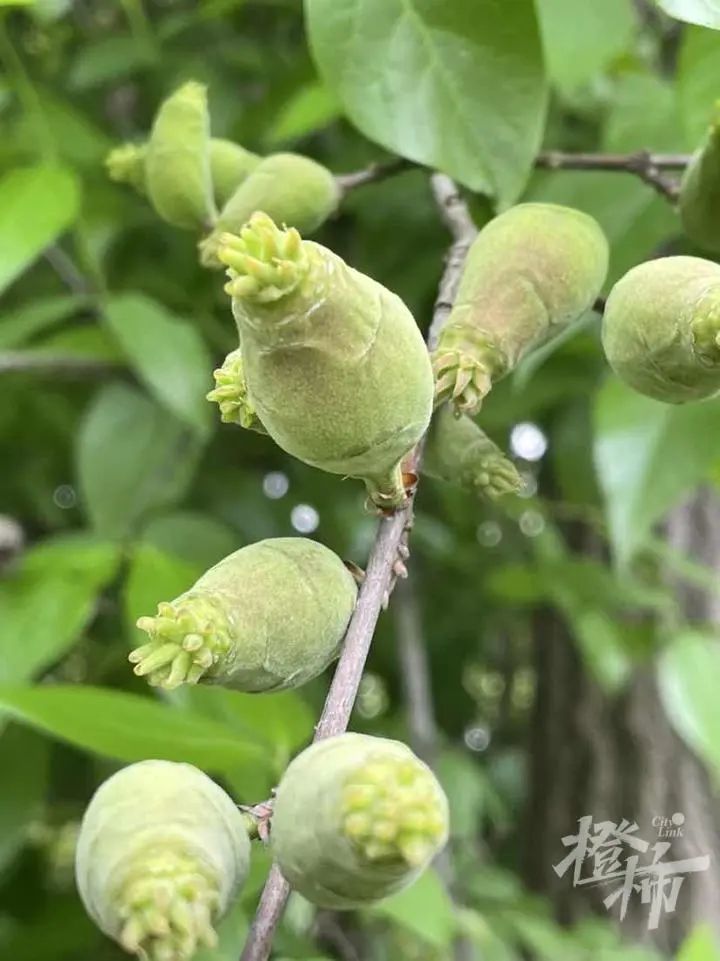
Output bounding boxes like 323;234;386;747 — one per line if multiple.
423;405;521;499
199;152;340;267
602;255;720;403
211;213;433;509
680;107;720;253
271;733;449;909
433;203;609;416
130;537;357;692
145;81;216;230
75;760;250;961
208;138;262;206
107;138;260;210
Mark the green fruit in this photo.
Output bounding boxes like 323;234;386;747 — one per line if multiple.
199;152;339;267
680;111;720;253
145;81;216;230
107;139;260;209
424;405;521;499
271;733;449;908
130;537;357;691
433;203;609;415
75;760;250;961
602;255;720;403
210;212;433;509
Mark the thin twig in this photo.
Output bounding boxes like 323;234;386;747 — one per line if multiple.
339;150;692;203
0;352;119;376
535;149;687;202
394;579;441;765
336;157;414;192
43;244;92;295
239;173;475;961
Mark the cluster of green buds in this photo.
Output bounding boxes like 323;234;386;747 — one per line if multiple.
130;538;357;692
75;761;251;961
105;81;339;255
207;211;434;510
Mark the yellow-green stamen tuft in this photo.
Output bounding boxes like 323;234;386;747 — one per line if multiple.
432;326;506;415
467;455;522;499
117;847;220;961
130;595;232;690
105;143;147;194
206;348;260;428
341;757;447;868
217;212;310;303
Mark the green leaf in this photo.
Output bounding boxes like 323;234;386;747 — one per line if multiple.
141;511;240;569
676;925;720;961
658;632;720;785
594;378;720;563
0;534;120;684
368;869;456;947
536;0;635;93
305;0;548;203
194;900;249;961
678;25;720;145
171;686;314;765
9;325;123;364
656;0;720;28
76;382;202;540
266;80;341;146
0;294;92;350
0;167;80;296
104;294;213;435
124;542;201;644
0;726;48;872
436;748;487;839
0;685;267;774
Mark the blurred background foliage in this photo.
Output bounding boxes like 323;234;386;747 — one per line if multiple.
0;0;720;959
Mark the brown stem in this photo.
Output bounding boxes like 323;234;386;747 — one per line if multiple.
238;172;476;961
339;150;691;204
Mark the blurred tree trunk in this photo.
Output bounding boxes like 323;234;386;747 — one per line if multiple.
523;488;720;952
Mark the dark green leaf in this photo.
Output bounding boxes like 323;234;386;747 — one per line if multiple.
104;294;213;435
0;534;120;684
0;685;267;773
0;726;48;872
0;294;92;350
76;382;202;540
